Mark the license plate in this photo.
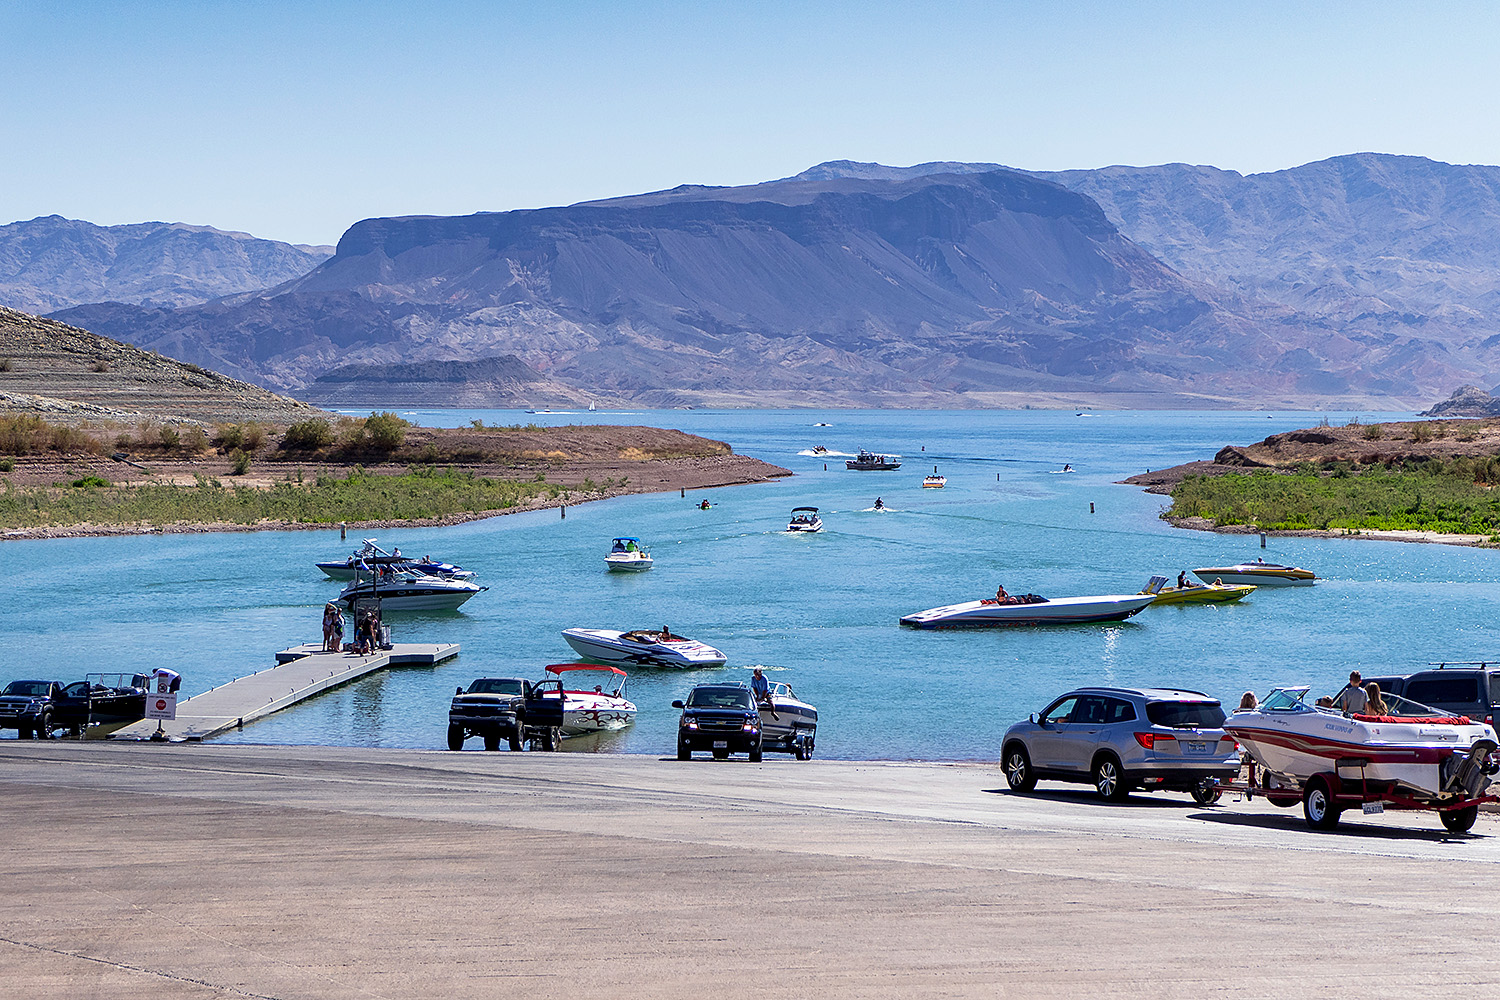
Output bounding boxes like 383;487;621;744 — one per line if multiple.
1363;802;1385;815
1184;741;1209;754
713;740;728;748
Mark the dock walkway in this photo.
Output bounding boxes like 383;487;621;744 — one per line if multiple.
111;642;459;742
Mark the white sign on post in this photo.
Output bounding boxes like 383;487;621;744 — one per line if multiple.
146;693;177;721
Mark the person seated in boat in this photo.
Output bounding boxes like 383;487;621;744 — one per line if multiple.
991;584;1020;605
1177;571;1190;589
1334;670;1367;715
750;667;778;719
874;497;884;509
659;625;676;642
611;539;626;553
699;499;711;509
1236;691;1258;712
625;540;638;552
1315;696;1335;708
1212;577;1223;586
1364;682;1389;716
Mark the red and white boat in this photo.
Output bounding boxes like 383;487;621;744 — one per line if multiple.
545;664;637;734
1225;686;1498;831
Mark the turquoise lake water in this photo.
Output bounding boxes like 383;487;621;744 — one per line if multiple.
6;407;1498;760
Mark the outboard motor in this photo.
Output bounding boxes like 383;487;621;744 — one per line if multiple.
1443;739;1498;799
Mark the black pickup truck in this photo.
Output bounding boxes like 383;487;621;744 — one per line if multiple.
1;673;150;739
0;680;63;738
448;677;566;751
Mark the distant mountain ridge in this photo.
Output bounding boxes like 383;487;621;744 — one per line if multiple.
31;152;1500;407
0;215;333;313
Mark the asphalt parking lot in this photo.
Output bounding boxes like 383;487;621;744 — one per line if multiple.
4;743;1499;998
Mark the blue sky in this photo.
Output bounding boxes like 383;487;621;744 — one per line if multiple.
3;1;1495;245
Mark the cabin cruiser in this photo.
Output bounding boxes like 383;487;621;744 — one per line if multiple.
1193;561;1315;587
756;679;818;759
545;664;637;734
335;567;486;611
1139;575;1255;605
846;449;901;471
900;592;1156;628
604;537;654;572
561;628;728;668
787;506;823;533
317;539;476;581
922;466;946;488
1225;686;1498;803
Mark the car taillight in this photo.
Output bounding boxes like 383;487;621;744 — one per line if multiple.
1134;732;1175;749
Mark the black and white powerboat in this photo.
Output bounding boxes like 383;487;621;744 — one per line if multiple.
756;680;818;759
846;449;901;471
335;567;486;611
561;628;727;668
317;539;476;581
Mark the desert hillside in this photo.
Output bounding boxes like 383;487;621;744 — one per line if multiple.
0;306;327;424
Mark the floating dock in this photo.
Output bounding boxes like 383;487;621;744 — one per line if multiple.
111;642;459;742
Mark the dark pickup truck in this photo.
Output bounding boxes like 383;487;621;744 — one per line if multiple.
448;677;565;751
1364;663;1500;727
1;673;150;739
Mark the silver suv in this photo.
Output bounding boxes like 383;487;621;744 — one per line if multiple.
1001;687;1241;803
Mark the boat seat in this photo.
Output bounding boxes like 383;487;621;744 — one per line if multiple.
1352;714;1471;725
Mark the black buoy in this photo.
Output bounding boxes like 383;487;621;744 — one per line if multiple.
560;506;566;519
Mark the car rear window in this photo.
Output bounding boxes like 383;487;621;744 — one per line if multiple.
1404;678;1480;705
1145;701;1225;728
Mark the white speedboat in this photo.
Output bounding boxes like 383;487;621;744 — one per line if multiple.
922;466;946;488
1226;686;1497;801
335;568;486;611
561;628;728;668
756;679;818;759
787;506;823;533
545;664;637;734
1193;562;1315;587
899;592;1156;628
604;537;653;572
317;539;476;580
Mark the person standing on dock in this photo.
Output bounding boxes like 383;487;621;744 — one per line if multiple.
322;603;341;652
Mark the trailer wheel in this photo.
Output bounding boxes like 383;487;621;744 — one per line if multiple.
748;740;762;763
1440;804;1479;834
446;725;464;751
483;731;500;752
1303;776;1341;830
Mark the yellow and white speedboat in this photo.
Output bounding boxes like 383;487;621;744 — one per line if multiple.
1140;576;1254;605
1193;562;1316;587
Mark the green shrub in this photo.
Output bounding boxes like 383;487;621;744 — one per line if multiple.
363;412;409;452
241;422;265;450
181;426;210;454
1411;422;1434;443
70;475;110;488
158;425;181;449
282;419;334;450
230;449;253;475
0;458;13;472
216;423;244;450
1362;424;1384;440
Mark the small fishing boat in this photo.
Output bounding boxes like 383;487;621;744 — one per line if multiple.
1139;575;1255;606
1225;686;1499;831
545;664;637;734
1193;561;1316;587
787;506;823;533
846;449;901;471
561;628;728;668
604;537;653;572
317;539;475;581
335;567;486;611
922;466;946;488
756;679;818;759
899;592;1156;628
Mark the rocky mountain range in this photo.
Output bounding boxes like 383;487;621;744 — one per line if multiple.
18;153;1500;407
0;216;332;314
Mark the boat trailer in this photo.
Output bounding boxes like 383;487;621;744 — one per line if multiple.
1211;741;1500;833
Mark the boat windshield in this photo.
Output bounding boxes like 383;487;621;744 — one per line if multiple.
1371;691;1455;718
86;673;148;691
1260;688;1312;712
551;669;625;696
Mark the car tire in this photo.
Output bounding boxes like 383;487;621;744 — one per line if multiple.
1190;780;1222;806
1440;804;1479;834
749;740;762;763
33;711;52;740
483;732;500;752
1092;755;1129;801
1302;776;1341;830
677;740;691;761
508;728;524;752
446;725;464;751
1003;744;1036;792
541;727;560;752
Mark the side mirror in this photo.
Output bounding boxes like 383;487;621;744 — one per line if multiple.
671;700;684;709
1029;713;1037;725
455;686;463;696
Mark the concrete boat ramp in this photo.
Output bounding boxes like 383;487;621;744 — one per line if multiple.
111;642;459;742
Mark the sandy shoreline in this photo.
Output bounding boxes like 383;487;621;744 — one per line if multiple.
1;452;790;542
1162;514;1500;548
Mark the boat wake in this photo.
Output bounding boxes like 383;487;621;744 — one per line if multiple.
862;506;896;512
